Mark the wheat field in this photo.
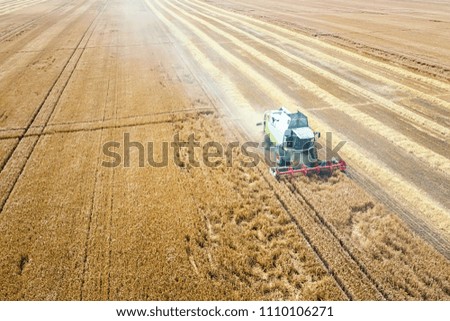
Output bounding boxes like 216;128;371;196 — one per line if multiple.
0;0;449;300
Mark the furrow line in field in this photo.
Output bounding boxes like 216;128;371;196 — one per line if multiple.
80;62;113;300
106;45;120;299
44;108;215;128
0;110;217;140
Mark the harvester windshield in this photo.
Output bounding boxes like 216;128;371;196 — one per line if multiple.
288;112;308;128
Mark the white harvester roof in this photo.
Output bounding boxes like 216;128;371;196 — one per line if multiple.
268;107;314;144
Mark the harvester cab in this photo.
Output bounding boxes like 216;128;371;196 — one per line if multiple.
259;107;346;178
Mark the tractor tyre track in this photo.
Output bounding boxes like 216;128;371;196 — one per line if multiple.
0;0;108;213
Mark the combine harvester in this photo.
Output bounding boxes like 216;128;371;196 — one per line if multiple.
258;107;346;179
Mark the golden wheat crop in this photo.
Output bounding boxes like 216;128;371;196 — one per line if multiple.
289;174;450;300
1;0;449;301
